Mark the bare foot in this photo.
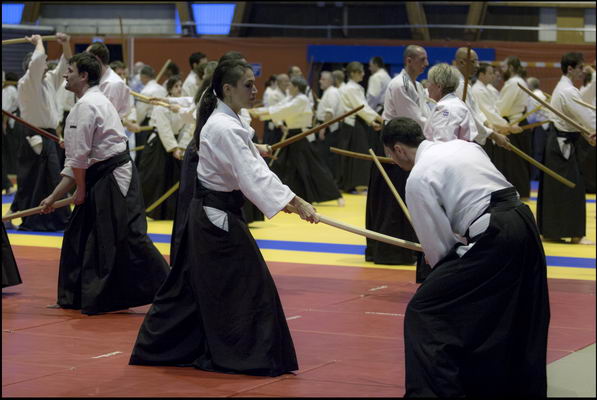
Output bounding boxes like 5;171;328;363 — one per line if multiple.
45;304;62;309
337;197;345;207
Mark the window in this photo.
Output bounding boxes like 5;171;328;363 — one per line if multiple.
2;3;25;25
191;3;236;35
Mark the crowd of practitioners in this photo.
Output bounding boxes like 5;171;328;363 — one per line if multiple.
1;34;595;397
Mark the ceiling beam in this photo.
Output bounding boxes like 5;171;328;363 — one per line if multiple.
464;2;488;41
229;2;250;37
22;2;42;24
405;2;431;41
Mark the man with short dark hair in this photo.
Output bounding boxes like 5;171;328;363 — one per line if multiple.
382;116;550;398
39;52;169;315
86;42;131;118
537;52;596;244
367;56;391;113
182;52;207;98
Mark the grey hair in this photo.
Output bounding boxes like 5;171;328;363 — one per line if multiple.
290;76;308;93
428;63;461;97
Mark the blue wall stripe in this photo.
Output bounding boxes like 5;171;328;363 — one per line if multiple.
6;229;595;269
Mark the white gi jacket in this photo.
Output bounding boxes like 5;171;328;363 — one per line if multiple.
149;104;194;152
497;75;529;122
182;70;200;98
423;93;478;142
382;69;429;128
61;86;132;196
406;139;514;267
197;99;294;219
340;80;379;127
367;68;391;112
136;79;168;124
551;75;596;159
99;67;131;118
315;85;342;132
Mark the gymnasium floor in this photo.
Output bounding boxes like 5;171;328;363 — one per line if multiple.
2;182;595;397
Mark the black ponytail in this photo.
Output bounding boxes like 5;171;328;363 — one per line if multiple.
190;59;252;152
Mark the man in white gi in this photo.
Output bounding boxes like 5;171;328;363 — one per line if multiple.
181;51;207;98
383;45;429;126
382;116;549;398
538;52;596;244
39;52;168;315
367;56;391;114
86;42;131;118
373;44;428;269
315;71;343;180
452;48;512;149
8;33;72;231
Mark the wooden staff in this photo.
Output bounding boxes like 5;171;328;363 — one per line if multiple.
509;143;575;188
130;145;145;152
269;128;289;167
2;110;61;142
573;97;596;111
426;97;437;104
270;105;364;151
519;120;551;131
3;80;18;86
2;196;74;222
138;125;155;132
518;83;594;141
330;147;394;164
509;104;543;126
286;204;422;252
155;59;172;84
368;149;414;226
145;182;180;213
462;46;472;103
130;91;170;108
2;35;57;45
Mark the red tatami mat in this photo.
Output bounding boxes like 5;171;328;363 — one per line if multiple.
3;245;595;397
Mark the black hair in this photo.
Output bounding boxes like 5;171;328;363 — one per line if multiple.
219;51;245;64
5;71;19;82
140;65;155;78
68;53;101;87
166;75;181;94
109;60;126;71
561;52;584;75
370;56;384;68
265;74;276;88
189;52;207;68
381;117;425;149
476;62;492;77
165;62;180;76
87;42;110;65
190;59;252;151
290;76;307;94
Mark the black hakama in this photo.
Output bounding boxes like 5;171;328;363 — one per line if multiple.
171;144;199;267
579;142;595;194
311;125;342;184
10;127;70;231
404;188;549;397
139;134;181;220
337;117;372;192
271;129;341;203
57;152;169;315
365;137;418;265
537;127;587;239
490;118;531;198
2;224;22;288
134;117;153;168
531;125;549;180
131;181;298;377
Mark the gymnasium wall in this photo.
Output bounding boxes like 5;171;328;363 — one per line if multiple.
47;36;596;96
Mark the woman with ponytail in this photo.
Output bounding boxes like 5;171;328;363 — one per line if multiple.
131;59;318;377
